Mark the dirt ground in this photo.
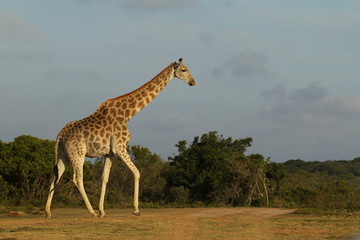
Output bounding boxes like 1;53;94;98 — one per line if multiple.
0;207;359;239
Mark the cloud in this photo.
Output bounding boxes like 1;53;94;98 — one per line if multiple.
198;31;213;44
260;83;360;123
257;83;360;161
261;83;287;99
211;68;226;79
211;49;269;80
121;0;197;10
77;0;198;10
1;49;53;63
289;83;328;104
262;83;327;105
228;49;268;78
0;11;44;40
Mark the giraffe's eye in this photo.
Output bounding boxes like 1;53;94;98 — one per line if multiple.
181;69;187;72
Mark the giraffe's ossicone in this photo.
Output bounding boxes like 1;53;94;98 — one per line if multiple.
44;58;196;218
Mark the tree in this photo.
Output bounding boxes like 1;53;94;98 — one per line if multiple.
0;135;55;204
166;131;269;206
0;176;9;204
93;145;166;206
129;145;166;203
224;154;270;206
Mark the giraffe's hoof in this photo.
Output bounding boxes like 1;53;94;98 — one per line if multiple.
99;210;106;218
44;210;51;219
91;213;99;218
132;211;141;216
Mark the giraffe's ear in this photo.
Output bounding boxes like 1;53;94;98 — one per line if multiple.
174;58;183;69
174;61;180;69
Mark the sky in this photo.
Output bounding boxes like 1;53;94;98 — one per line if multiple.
1;0;359;162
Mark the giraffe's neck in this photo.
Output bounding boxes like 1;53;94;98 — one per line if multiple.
103;62;175;120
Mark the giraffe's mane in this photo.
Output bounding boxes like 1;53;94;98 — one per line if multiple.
108;62;175;101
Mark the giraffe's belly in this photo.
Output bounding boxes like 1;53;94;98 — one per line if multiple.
85;139;111;158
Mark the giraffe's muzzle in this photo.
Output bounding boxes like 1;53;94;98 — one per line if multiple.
188;79;196;86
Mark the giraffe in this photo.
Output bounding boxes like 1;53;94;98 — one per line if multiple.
44;58;196;218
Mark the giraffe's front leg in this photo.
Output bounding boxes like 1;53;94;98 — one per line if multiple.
99;155;112;217
117;148;141;216
132;172;141;216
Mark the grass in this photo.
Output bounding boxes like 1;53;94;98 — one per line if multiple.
0;207;359;239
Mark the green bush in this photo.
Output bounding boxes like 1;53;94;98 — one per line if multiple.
0;176;9;204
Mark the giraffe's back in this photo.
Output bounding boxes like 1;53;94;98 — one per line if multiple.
57;110;114;158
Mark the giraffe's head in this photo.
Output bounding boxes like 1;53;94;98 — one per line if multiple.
174;58;196;86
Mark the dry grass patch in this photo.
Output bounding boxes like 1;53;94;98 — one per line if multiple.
0;208;359;240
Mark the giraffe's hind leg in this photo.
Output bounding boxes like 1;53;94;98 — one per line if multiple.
72;160;98;217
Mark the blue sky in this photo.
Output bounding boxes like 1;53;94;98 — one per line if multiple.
1;0;359;162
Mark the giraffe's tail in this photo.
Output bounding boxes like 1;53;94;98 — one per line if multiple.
50;140;61;192
54;139;59;164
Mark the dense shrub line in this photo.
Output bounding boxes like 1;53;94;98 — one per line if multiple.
0;133;359;210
